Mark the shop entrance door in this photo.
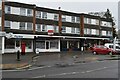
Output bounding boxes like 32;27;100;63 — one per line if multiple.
46;41;50;49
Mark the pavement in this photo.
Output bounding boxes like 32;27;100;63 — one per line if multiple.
1;51;119;70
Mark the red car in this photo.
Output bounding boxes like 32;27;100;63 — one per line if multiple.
90;45;116;55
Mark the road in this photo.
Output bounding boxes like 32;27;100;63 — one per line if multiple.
2;60;119;79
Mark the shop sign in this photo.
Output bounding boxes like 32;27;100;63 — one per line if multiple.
14;35;23;38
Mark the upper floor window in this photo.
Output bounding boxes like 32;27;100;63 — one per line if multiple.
27;22;33;30
41;25;47;32
5;21;11;27
5;6;11;14
27;9;32;16
76;17;80;23
36;24;41;32
71;27;75;33
42;12;47;19
62;15;66;22
19;22;25;30
71;16;75;23
36;11;41;18
62;26;66;33
20;8;26;16
76;28;80;34
54;14;58;21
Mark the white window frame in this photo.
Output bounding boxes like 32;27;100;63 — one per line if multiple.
42;12;47;19
5;6;11;14
27;22;33;30
36;24;41;32
5;21;11;28
20;8;26;16
19;22;26;30
36;11;41;18
27;9;33;16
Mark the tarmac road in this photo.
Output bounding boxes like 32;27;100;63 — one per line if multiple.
2;59;119;79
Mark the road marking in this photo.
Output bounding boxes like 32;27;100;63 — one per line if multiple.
32;75;46;78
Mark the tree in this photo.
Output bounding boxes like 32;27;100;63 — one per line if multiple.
104;9;117;38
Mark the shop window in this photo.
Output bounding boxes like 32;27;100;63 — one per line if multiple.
36;41;45;49
22;40;32;49
50;41;58;49
20;8;26;16
5;39;15;49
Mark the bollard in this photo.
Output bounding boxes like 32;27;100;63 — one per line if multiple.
17;50;20;61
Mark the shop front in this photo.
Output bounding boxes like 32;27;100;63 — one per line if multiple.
35;37;60;53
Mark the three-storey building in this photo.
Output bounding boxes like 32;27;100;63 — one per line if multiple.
0;1;113;54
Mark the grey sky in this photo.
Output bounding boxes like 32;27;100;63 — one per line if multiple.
10;0;119;30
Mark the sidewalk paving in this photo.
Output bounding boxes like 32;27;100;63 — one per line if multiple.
1;51;119;70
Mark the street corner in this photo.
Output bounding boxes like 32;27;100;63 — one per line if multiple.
1;63;30;70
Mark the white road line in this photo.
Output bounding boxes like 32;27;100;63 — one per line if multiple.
32;75;46;78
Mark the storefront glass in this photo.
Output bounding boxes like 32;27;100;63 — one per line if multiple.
5;38;15;49
36;41;45;49
50;40;58;49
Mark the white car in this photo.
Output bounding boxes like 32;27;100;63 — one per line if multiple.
104;43;120;54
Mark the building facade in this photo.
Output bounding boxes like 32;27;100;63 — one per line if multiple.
0;1;113;54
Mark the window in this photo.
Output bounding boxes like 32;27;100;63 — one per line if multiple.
50;40;58;49
96;30;99;35
36;11;41;18
102;31;106;36
41;25;46;32
62;26;66;33
5;39;15;49
20;8;26;16
36;24;41;32
54;26;59;33
62;15;66;22
76;17;80;23
27;9;32;16
27;23;32;30
42;12;47;19
19;22;25;30
108;31;112;36
54;14;58;21
22;40;32;49
71;16;75;23
36;41;45;49
88;18;91;24
5;21;11;28
84;18;87;24
87;28;91;34
71;27;75;33
91;29;96;35
5;6;11;14
84;28;87;34
76;28;80;34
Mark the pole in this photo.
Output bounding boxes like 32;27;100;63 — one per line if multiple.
113;37;116;51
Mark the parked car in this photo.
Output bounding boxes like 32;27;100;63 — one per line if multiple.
90;45;116;55
104;43;120;54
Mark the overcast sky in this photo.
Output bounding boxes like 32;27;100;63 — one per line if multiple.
9;0;119;30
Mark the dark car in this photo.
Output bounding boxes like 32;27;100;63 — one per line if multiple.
90;45;116;55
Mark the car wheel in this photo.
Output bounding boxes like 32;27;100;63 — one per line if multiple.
93;51;97;55
109;51;112;55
